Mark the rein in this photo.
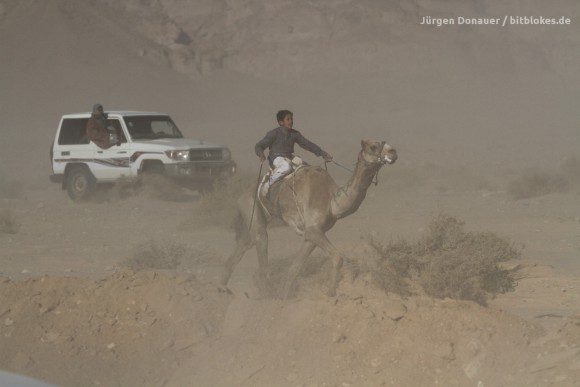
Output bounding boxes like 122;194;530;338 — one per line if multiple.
326;153;383;186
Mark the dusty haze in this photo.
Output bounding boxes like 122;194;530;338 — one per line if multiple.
1;1;579;386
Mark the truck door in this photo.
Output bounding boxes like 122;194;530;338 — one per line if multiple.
96;118;134;180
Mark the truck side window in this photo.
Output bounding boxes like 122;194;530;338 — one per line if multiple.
58;118;90;145
106;119;127;143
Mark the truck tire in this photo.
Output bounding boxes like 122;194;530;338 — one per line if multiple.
141;161;165;175
66;166;96;201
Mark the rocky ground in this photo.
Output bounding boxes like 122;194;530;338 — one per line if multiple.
1;175;579;386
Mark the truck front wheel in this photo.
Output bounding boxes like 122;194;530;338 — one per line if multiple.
66;166;96;201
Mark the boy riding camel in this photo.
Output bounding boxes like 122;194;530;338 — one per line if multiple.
255;110;333;198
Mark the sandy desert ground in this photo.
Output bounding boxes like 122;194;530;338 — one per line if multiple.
1;0;579;386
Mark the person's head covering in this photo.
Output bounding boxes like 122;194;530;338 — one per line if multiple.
91;103;107;120
92;103;103;114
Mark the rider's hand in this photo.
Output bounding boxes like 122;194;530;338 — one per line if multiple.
259;153;266;163
323;152;333;162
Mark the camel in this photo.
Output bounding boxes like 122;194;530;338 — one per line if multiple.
220;140;398;298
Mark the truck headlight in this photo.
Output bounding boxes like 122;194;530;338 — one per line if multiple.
165;150;190;161
222;148;231;160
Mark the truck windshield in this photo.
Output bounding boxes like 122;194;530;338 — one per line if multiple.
124;116;183;139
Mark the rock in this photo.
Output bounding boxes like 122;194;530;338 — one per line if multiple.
434;342;455;361
107;342;115;350
43;332;59;343
383;299;407;321
4;317;14;326
333;333;347;343
463;355;483;380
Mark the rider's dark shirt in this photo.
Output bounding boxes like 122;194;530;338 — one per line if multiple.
255;126;325;159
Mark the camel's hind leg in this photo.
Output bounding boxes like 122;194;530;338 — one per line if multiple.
220;202;270;290
280;240;316;299
254;225;271;295
306;230;344;297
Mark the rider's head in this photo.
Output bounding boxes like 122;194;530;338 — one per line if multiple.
276;110;293;129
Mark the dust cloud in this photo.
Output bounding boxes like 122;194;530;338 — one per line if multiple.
1;1;579;386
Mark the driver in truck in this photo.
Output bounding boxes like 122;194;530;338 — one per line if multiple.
86;103;120;149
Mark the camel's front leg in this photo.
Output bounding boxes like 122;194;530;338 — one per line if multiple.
307;230;344;297
280;240;316;299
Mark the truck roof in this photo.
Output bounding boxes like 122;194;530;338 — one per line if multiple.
62;111;169;118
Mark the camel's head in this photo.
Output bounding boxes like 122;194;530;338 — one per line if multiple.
360;140;397;165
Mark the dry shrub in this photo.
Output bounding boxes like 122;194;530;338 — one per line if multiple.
369;215;520;305
185;174;253;229
507;169;569;200
368;238;416;297
124;240;185;271
0;208;19;234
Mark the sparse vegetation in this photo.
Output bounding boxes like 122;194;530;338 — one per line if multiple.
124;240;220;272
0;208;19;234
368;215;520;305
507;169;569;200
124;240;186;271
184;175;253;229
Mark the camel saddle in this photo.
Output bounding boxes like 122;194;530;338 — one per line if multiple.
257;156;306;218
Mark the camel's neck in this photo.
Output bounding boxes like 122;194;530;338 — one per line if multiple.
330;154;380;219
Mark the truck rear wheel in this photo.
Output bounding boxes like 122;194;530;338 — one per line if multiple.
66;166;96;201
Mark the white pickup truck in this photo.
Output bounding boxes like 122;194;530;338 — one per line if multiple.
50;111;236;200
